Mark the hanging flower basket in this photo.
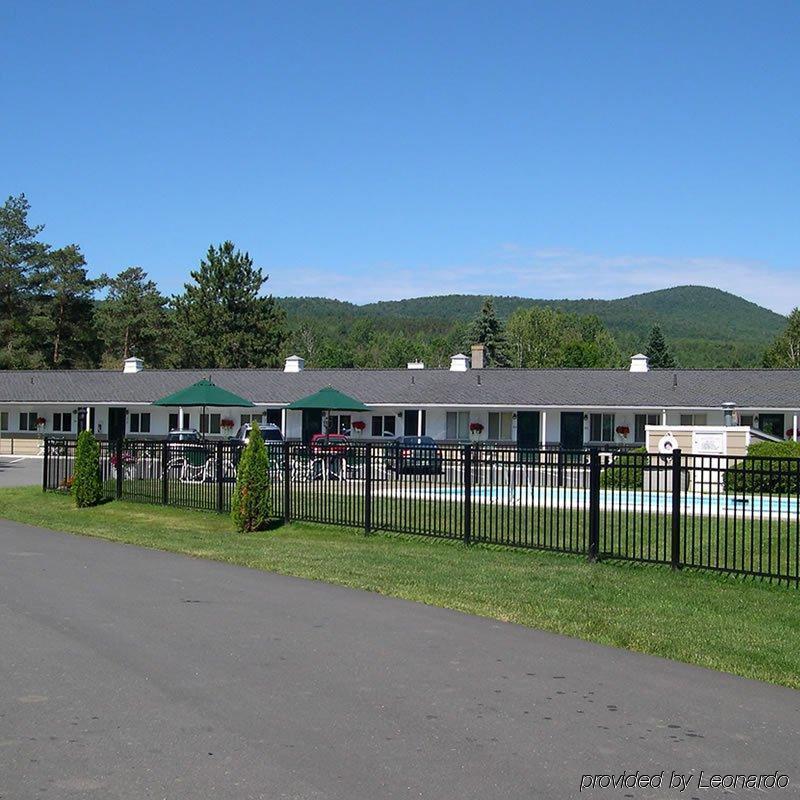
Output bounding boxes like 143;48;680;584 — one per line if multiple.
615;425;630;440
220;418;235;430
469;422;484;436
352;420;366;435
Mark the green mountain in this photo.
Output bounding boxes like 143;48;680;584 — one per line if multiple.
278;286;786;368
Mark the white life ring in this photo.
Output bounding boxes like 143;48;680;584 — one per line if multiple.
657;432;678;455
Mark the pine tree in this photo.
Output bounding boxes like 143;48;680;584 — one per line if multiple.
30;244;100;367
762;308;800;367
72;430;102;508
467;297;509;366
231;422;271;532
95;266;172;366
0;193;50;368
172;242;287;368
645;324;676;368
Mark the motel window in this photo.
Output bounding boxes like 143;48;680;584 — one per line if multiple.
403;409;426;437
240;413;262;426
371;415;396;437
129;412;151;434
589;413;615;443
446;411;470;441
52;412;73;433
200;413;221;435
328;415;351;434
168;412;191;431
740;414;754;428
634;414;659;443
679;413;708;426
759;413;785;438
0;411;8;431
19;412;38;431
488;412;513;441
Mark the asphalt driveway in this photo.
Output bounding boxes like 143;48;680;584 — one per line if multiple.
1;519;798;799
0;455;42;488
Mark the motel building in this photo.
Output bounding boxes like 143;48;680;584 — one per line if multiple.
1;346;799;457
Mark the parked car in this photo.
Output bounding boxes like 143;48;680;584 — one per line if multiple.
309;433;349;455
385;435;443;475
233;422;284;443
167;428;202;443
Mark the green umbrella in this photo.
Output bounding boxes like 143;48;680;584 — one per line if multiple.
286;386;369;412
153;379;254;437
287;386;369;441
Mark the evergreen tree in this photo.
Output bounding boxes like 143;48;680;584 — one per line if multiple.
30;244;100;367
95;266;172;366
762;308;800;367
172;242;287;368
0;193;50;367
644;324;676;368
72;430;102;508
467;297;509;366
231;421;271;532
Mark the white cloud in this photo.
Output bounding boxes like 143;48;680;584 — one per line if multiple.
267;247;794;314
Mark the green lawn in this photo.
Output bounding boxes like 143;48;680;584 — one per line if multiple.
2;486;799;688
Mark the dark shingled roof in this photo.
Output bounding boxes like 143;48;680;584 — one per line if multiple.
1;368;800;409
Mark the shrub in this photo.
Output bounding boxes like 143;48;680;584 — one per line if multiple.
231;421;271;532
72;430;102;507
724;439;800;495
600;447;648;489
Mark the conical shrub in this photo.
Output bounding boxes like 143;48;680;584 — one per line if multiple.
72;430;102;508
231;421;271;532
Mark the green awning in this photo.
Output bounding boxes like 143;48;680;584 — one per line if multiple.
286;386;369;412
152;379;254;408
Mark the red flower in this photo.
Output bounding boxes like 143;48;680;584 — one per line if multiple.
469;422;484;433
615;425;630;437
352;420;366;431
220;418;235;429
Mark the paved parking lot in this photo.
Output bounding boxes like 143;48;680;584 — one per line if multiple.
0;456;42;488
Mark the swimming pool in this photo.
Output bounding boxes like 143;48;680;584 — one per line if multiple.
420;485;800;518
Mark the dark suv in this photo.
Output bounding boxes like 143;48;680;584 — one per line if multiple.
385;436;443;475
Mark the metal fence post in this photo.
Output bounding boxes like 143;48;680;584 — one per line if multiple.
671;448;682;570
588;448;600;561
463;443;472;544
364;443;373;535
283;442;291;524
115;437;123;499
161;440;169;505
215;441;224;513
42;437;49;492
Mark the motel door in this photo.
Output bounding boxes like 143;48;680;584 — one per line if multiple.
108;407;127;441
516;411;540;451
560;412;584;450
302;409;323;442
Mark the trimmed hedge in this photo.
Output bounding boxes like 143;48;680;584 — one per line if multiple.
600;447;648;489
231;421;271;532
724;439;800;495
72;430;102;507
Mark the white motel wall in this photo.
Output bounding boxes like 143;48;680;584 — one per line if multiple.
2;351;799;453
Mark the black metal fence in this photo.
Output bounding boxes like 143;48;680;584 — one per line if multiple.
43;437;800;586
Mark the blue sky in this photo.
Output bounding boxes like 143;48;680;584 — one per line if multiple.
2;1;798;311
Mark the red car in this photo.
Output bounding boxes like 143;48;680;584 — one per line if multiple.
309;433;349;455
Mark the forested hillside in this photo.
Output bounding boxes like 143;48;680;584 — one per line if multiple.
2;193;790;371
281;287;786;368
